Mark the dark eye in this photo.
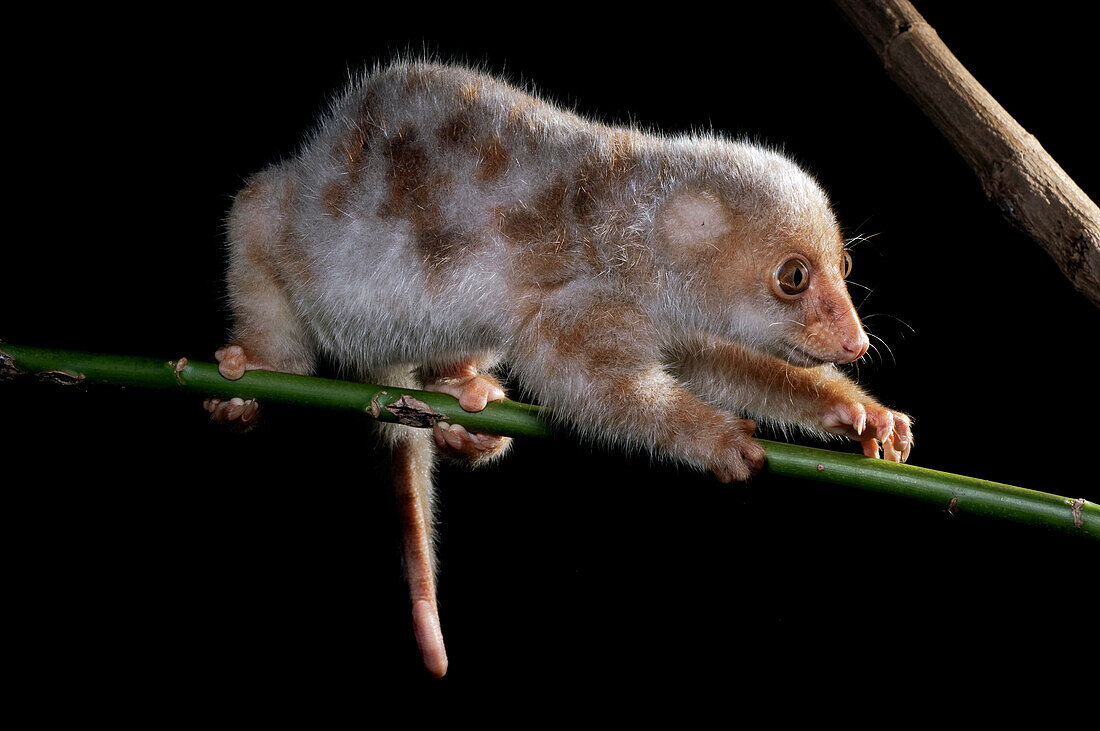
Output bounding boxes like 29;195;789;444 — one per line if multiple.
842;251;853;278
775;258;810;296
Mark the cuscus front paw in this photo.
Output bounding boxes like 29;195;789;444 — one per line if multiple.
821;400;913;463
432;422;513;465
710;417;767;483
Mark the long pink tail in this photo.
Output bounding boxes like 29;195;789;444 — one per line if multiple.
390;430;448;678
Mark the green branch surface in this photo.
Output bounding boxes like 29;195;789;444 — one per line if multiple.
3;342;1095;540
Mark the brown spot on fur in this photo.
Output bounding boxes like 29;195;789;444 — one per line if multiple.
437;80;483;147
434;88;511;186
496;178;586;287
476;133;509;182
498;178;569;244
379;125;437;227
339;91;384;169
415;225;473;277
377;124;474;280
437;109;473;146
320;181;347;216
323;90;385;216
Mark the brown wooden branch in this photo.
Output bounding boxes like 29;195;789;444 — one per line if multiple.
834;0;1100;308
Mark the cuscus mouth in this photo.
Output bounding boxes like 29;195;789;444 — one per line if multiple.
778;345;834;368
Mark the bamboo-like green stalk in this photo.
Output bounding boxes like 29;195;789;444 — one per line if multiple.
3;342;1096;540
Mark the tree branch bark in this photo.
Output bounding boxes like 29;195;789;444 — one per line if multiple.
834;0;1100;307
3;342;1095;539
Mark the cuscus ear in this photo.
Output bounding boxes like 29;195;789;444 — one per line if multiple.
658;187;733;249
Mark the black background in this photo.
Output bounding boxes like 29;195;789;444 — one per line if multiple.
4;2;1097;708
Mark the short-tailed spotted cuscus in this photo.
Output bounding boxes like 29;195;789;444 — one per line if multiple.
206;60;913;677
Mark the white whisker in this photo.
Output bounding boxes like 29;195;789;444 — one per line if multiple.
844;231;882;249
867;331;896;366
861;312;915;334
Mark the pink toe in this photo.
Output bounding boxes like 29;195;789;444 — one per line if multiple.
459;391;488;412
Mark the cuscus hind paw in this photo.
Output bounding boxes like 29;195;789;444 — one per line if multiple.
432;421;512;464
214;344;272;381
205;344;270;430
204;396;259;430
424;369;511;464
424;371;506;412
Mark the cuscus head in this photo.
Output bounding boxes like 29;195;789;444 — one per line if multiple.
655;157;869;366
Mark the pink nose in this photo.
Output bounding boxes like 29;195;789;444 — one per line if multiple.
841;335;870;362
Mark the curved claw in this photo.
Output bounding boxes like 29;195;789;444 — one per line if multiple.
825;400;913;463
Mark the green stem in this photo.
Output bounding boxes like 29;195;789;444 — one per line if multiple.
3;342;1096;539
1;343;547;439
